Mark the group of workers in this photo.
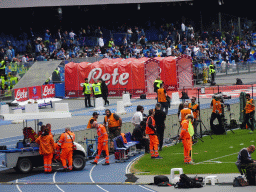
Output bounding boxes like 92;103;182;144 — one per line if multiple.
34;123;76;173
83;78;109;108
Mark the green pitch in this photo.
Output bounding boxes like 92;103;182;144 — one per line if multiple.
133;129;256;175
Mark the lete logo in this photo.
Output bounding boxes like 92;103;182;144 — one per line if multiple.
88;68;129;86
15;89;28;100
43;86;55;96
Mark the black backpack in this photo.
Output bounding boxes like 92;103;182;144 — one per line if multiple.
175;174;203;188
116;137;125;148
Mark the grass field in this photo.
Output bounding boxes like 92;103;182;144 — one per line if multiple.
133;129;256;175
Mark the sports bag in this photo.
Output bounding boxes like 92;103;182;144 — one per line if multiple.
154;175;169;185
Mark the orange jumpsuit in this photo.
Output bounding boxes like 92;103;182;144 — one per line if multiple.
94;124;109;164
145;116;159;158
59;131;75;170
180;120;192;163
35;134;55;172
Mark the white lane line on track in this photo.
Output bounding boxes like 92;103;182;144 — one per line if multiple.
125;154;156;192
53;171;65;192
16;179;22;192
89;158;110;192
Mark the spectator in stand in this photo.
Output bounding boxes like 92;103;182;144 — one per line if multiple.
48;42;55;55
69;30;76;40
69;49;77;58
26;42;32;54
36;52;46;61
50;51;58;60
161;42;167;57
44;29;51;46
57;48;65;60
61;39;68;51
54;39;61;50
108;38;114;48
56;29;62;41
127;27;133;44
95;26;103;42
6;47;13;61
123;36;127;46
98;35;104;48
63;31;69;40
166;45;172;57
140;36;146;49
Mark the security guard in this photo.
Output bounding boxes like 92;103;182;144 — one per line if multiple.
210;95;223;133
10;75;18;89
209;60;216;85
90;120;110;165
52;68;61;84
83;78;93;108
92;79;102;98
58;126;75;172
157;83;168;115
87;112;99;129
154;76;163;93
242;94;255;132
0;58;6;76
188;97;199;140
10;58;18;76
145;109;162;159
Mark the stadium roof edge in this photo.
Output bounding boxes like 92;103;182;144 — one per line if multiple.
0;0;193;9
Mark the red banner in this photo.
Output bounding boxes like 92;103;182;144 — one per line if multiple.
14;88;28;102
64;57;182;97
28;86;42;100
42;84;55;98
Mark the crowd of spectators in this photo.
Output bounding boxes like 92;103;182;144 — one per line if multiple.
0;22;255;66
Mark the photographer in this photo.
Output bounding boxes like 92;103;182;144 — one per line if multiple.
210;95;224;134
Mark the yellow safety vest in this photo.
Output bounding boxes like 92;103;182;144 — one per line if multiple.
209;64;215;74
84;83;92;94
0;60;5;70
154;80;163;88
92;83;102;95
10;62;18;72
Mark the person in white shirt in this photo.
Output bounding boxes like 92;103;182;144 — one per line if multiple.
181;23;186;32
21;55;27;63
69;30;76;40
98;36;104;47
131;105;144;126
166;46;172;56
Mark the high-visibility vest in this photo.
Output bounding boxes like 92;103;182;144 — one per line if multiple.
212;99;222;114
84;83;92;94
209;64;215;74
104;113;120;128
1;78;6;89
92;83;102;95
180;108;192;122
54;69;60;75
157;88;167;102
35;135;55;155
18;65;26;75
245;99;255;114
97;124;108;142
108;41;114;48
87;117;96;129
154;80;163;88
10;76;18;86
188;103;199;119
59;131;75;149
145;116;156;135
0;60;5;70
121;133;127;144
10;62;17;72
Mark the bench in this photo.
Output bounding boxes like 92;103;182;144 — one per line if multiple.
122;132;140;156
113;136;128;163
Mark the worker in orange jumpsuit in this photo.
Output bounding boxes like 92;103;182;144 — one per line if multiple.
145;109;162;159
242;93;255;132
87;112;99;129
179;102;194;124
46;123;53;136
90;119;110;165
188;97;199;142
35;127;56;173
179;114;194;164
58;126;75;172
